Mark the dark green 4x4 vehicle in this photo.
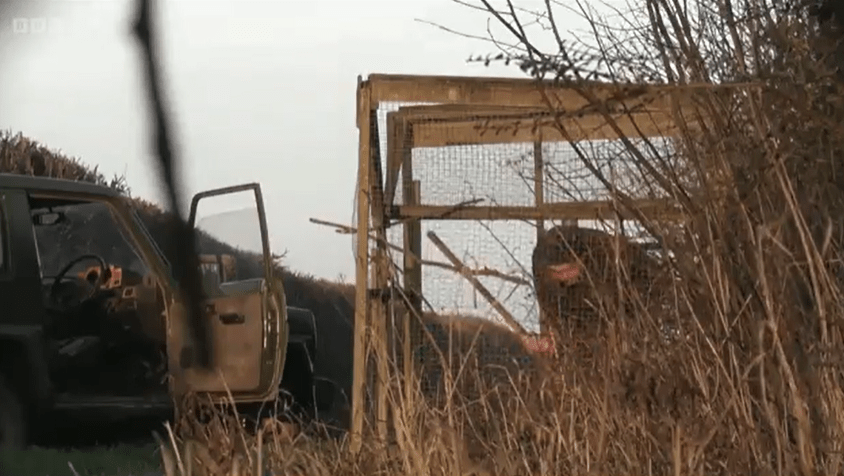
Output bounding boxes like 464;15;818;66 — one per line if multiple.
0;174;337;449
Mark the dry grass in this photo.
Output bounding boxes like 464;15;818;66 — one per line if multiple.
8;0;844;473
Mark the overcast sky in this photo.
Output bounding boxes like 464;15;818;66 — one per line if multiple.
0;0;604;288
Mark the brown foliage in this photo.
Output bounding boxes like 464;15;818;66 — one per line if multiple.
444;0;844;473
18;2;844;472
410;312;551;404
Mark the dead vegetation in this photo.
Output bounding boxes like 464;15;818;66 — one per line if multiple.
7;0;844;473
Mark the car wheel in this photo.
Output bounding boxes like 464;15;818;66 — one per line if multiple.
0;377;26;451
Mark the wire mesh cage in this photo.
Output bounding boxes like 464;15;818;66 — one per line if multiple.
350;74;694;446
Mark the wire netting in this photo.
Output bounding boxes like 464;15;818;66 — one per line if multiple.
366;101;678;412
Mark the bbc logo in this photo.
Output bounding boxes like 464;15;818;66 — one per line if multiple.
12;18;67;36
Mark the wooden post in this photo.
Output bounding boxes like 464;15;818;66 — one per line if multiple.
368;250;389;442
534;139;544;241
401;118;423;406
403;180;422;403
350;78;371;455
368;109;390;444
533;140;545;333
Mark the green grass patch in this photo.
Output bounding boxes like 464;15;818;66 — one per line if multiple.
0;444;161;476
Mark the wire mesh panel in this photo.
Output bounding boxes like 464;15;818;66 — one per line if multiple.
542;139;676;203
411;144;536;207
421;135;664;370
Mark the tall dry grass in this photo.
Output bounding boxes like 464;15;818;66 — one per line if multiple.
10;0;844;472
147;0;844;474
209;0;844;474
416;0;844;475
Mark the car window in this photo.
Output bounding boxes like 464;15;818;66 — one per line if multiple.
31;199;150;281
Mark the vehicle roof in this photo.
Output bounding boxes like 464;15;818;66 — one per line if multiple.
0;173;120;197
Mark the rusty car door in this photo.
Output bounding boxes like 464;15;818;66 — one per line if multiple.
167;183;286;403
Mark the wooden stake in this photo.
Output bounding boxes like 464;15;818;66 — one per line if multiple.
533;139;545;334
403;180;422;410
426;231;528;335
534;139;545;240
350;77;371;456
368;108;389;445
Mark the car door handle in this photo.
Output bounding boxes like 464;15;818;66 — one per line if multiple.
219;313;245;325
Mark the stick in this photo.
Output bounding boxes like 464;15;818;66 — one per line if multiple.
426;231;528;335
310;217;357;234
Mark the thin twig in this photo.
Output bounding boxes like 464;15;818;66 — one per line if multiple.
414;18;524;51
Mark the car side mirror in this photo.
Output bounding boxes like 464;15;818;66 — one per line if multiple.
32;211;66;227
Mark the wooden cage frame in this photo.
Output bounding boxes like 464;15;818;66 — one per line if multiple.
350;73;698;453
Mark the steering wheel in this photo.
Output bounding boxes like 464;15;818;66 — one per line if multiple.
48;254;109;310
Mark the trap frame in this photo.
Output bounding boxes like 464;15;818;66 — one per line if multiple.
349;73;700;453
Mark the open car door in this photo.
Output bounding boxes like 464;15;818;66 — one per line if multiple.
167;183;287;403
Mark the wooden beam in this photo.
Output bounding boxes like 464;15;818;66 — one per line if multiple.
365;74;682;111
411;111;680;147
395;104;554;121
393;199;685;221
392;102;680;122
